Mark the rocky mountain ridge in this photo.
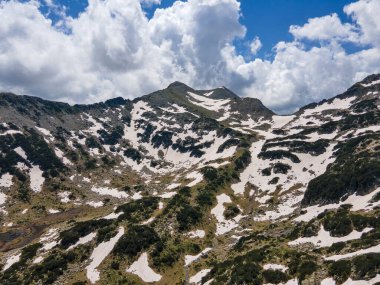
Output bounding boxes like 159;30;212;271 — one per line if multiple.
0;74;379;284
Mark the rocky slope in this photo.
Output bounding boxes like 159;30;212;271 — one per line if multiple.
0;74;379;285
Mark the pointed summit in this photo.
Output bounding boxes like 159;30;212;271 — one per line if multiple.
167;81;190;89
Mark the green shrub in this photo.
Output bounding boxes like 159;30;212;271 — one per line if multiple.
234;149;251;171
201;167;218;182
196;190;215;207
60;219;112;249
298;260;317;281
176;204;202;231
123;148;142;163
223;204;240;219
323;211;353;237
113;225;160;258
116;197;159;223
217;138;240;153
273;163;291;174
353;253;380;279
258;150;300;163
328;242;345;253
329;260;351;283
151;239;182;268
261;167;271;176
263;269;289;284
229;262;262;285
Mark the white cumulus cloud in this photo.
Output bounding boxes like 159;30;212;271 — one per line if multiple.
0;0;379;113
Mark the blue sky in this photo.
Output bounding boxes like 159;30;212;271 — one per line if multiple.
1;0;379;113
41;0;355;58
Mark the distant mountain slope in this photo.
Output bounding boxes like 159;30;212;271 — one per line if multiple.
0;74;379;285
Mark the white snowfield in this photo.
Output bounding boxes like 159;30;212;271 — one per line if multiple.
167;182;181;190
83;114;103;137
10;148;47;194
86;227;124;284
100;211;123;220
185;247;212;266
121;100;238;176
140;216;155;225
361;79;380;87
91;186;129;199
86;201;104;208
186;171;204;187
295;187;380;222
58;191;71;203
126;252;162;283
211;194;243;236
289;226;373;248
48;209;60;214
0;173;13;188
325;243;380;261
40;228;59;243
186;230;206;239
0;130;22;136
301;97;356;118
159;191;177;199
29;165;45;193
14;147;27;160
31;228;60;263
35;126;54;141
321;275;380;285
189;269;211;284
54;148;72;166
160;103;188;114
231;140;265;195
187;92;231;112
354;125;380;136
3;253;21;271
67;232;96;250
263;263;288;272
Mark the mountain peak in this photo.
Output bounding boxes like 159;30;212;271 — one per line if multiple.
360;73;380;86
167;81;191;89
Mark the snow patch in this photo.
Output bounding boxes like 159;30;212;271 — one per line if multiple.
86;201;104;208
126;252;162;283
58;191;71;203
186;230;206;239
211;194;243;236
167;183;181;190
187;92;230;112
186;171;203;187
29;165;45;193
361;79;380;87
91;186;129;199
3;253;21;271
189;269;211;284
325;243;380;261
296;188;380;222
101;212;123;220
0;173;13;188
48;209;60;214
289;226;373;248
14;147;27;160
185;247;212;266
86;227;124;284
263;263;288;272
68;232;96;250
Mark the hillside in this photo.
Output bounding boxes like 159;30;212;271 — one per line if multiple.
0;74;379;285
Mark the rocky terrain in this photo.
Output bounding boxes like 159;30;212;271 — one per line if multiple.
0;74;379;285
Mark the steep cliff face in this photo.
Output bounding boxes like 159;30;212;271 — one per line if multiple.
0;75;379;285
